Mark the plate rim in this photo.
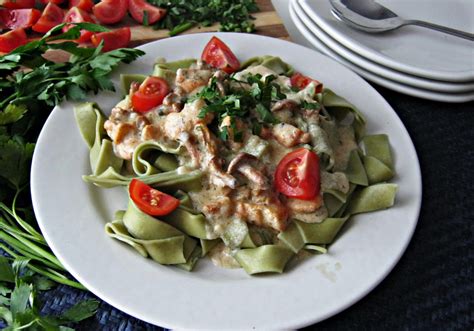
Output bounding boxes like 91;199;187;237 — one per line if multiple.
298;0;474;82
31;32;422;329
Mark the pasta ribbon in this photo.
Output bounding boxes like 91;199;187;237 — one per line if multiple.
239;55;294;76
234;245;294;274
105;201;199;267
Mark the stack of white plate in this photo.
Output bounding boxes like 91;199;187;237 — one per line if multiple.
289;0;474;102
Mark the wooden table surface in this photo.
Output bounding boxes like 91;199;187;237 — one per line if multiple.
125;0;290;46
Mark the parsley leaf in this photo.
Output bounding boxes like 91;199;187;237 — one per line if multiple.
0;105;27;125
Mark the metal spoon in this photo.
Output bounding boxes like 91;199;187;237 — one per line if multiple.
329;0;474;41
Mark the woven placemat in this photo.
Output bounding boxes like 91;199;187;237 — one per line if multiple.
32;85;473;330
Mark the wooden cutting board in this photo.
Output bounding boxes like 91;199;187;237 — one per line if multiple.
126;0;289;47
40;0;288;62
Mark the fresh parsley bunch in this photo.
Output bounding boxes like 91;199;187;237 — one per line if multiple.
0;23;145;329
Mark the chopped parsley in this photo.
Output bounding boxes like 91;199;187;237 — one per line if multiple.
149;0;259;36
196;74;286;141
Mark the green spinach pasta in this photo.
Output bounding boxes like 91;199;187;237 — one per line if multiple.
75;37;397;275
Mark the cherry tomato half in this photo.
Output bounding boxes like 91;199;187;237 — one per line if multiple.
63;7;95;43
129;179;180;216
0;8;41;29
290;72;323;94
0;28;27;53
131;76;169;113
201;36;240;74
69;0;94;12
274;148;321;200
0;0;35;9
93;0;128;25
32;2;64;34
91;27;131;52
128;0;166;25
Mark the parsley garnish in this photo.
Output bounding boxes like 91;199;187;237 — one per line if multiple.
196;74;285;140
301;100;321;110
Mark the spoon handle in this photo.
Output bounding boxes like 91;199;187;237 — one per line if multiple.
406;20;474;41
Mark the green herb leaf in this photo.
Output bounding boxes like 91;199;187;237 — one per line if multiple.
9;282;31;318
0;135;34;189
255;103;278;124
301;100;321;110
57;299;100;323
0;256;15;283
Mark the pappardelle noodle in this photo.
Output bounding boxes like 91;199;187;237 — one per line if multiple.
74;37;397;274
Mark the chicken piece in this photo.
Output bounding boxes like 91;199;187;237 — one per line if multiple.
235;193;289;232
141;124;161;141
104;107;150;160
286;195;322;213
195;124;237;188
271;99;299;112
175;68;213;94
202;196;234;218
162;99;212;140
272;123;311;148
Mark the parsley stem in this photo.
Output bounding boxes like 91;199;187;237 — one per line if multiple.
0;243;85;290
0;93;16;109
1;199;45;245
169;22;195;36
0;229;63;270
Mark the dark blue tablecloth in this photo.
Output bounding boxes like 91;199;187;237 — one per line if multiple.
39;84;474;330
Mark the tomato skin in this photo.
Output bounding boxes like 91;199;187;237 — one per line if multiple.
290;72;323;94
274;148;321;200
63;7;95;43
91;27;131;52
32;2;64;33
0;8;41;29
131;76;169;113
201;36;240;74
39;0;64;4
129;179;180;216
0;0;35;9
128;0;166;25
0;28;27;53
69;0;94;12
93;0;128;25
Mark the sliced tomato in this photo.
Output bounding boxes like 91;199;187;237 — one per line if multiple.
93;0;127;25
32;2;64;33
91;27;131;52
128;0;166;25
129;179;180;216
131;76;169;113
201;36;240;74
0;0;35;9
69;0;94;12
0;28;27;53
0;8;41;29
63;7;95;43
290;72;323;94
274;148;320;200
39;0;64;4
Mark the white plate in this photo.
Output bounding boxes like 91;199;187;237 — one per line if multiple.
292;1;473;93
299;0;474;82
291;2;474;103
31;33;421;330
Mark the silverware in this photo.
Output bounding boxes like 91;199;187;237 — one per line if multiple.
329;0;474;41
